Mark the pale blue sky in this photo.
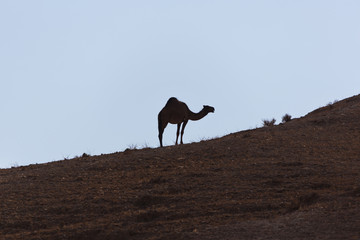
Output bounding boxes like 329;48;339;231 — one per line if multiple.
1;1;359;168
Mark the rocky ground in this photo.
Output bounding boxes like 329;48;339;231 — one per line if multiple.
1;95;360;239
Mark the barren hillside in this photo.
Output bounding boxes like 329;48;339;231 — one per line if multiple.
1;95;360;239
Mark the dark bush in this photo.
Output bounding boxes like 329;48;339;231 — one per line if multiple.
262;118;276;127
282;114;292;123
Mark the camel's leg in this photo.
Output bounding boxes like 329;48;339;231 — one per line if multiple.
158;130;163;147
158;121;167;147
176;123;181;145
180;120;188;144
159;133;163;147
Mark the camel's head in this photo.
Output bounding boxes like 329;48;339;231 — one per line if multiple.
203;105;215;113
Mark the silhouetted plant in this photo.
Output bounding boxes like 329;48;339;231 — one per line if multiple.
141;142;151;149
130;144;138;150
125;144;138;152
326;99;339;109
282;114;292;123
11;162;19;168
81;153;90;158
262;118;276;127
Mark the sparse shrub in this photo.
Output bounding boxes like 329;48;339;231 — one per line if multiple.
141;142;151;149
326;99;339;109
199;136;214;142
81;153;90;158
328;99;338;106
11;162;19;168
262;118;276;127
126;144;138;150
282;114;292;123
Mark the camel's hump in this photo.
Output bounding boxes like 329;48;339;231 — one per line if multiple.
166;97;178;105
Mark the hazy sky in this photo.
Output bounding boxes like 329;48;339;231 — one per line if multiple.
1;1;360;168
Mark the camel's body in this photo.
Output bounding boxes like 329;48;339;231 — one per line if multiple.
158;97;215;147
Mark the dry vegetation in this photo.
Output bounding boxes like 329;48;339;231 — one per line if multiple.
1;95;360;239
281;113;292;123
262;118;276;127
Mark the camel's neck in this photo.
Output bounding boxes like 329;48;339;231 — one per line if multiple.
188;108;209;121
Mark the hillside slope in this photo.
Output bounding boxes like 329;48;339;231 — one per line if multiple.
1;95;360;239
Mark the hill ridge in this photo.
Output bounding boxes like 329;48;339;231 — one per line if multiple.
1;94;360;239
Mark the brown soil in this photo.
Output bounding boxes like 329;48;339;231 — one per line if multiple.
1;95;360;240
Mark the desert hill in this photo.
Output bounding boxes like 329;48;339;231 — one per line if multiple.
1;95;360;239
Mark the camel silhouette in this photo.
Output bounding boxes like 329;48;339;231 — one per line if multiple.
158;97;215;147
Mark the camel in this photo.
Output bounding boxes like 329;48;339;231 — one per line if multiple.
158;97;215;147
